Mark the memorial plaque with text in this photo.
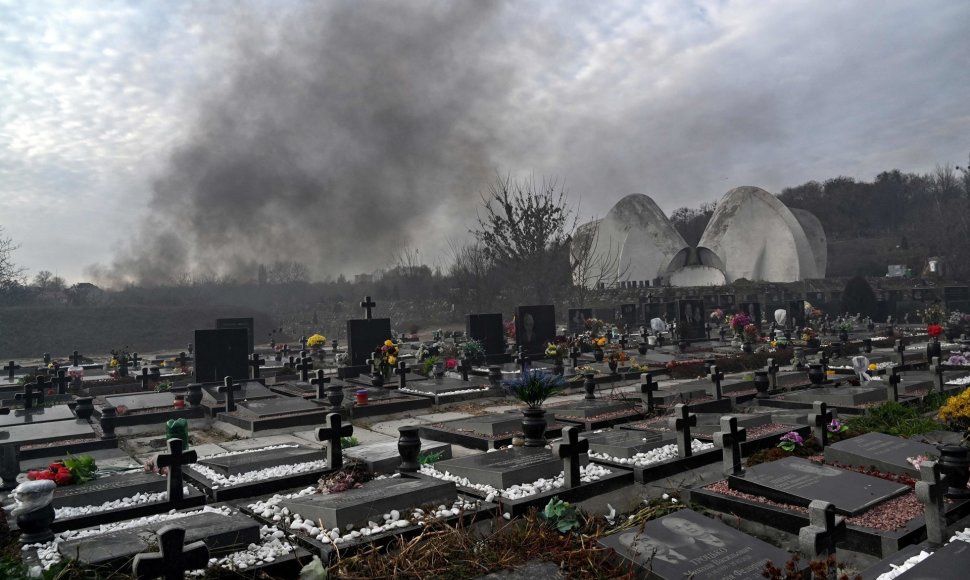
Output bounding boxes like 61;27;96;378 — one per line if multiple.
435;446;564;489
199;447;326;476
824;432;937;477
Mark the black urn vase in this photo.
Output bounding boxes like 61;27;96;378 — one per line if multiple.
938;444;970;499
754;371;770;395
521;407;547;447
808;364;826;385
74;397;94;420
397;425;422;473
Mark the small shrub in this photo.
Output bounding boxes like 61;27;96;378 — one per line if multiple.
847;401;942;438
340;436;360;448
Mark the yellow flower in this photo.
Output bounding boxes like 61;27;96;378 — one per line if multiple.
109;358;119;368
48;362;55;369
826;370;835;376
307;334;327;347
388;355;397;366
384;339;394;347
160;361;167;368
868;363;877;371
595;337;607;347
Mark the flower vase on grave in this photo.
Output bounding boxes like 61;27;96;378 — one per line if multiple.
647;335;657;346
186;384;203;407
433;361;445;379
173;394;185;409
927;338;942;362
355;389;369;406
553;358;564;377
521;407;547;447
371;373;384;388
17;503;55;544
938;445;970;498
74;397;94;420
754;370;770;394
593;348;604;362
397;426;421;473
839;330;849;343
327;386;344;409
741;341;752;353
808;363;825;385
637;342;648;355
608;359;618;374
679;339;688;353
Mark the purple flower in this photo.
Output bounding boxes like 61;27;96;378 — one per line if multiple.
827;419;843;433
780;431;804;444
948;354;968;366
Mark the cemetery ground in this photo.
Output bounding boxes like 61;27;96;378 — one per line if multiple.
3;322;970;579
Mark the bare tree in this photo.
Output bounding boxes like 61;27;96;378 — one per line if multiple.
569;219;629;307
267;261;310;284
32;270;66;291
448;240;497;312
0;227;25;291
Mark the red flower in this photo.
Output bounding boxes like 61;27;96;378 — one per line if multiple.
48;462;65;471
53;471;73;486
928;325;943;337
27;470;55;481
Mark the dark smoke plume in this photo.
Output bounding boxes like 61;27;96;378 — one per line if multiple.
91;1;524;286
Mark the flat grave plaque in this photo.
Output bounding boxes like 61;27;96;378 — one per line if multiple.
279;478;456;531
778;387;887;406
1;419;96;446
446;414;523;436
548;399;638;419
236;398;319;418
199;446;327;476
57;512;260;566
344;439;452;474
53;471;167;508
105;392;176;411
202;381;276;404
582;430;671;458
824;432;937;477
435;446;566;489
728;457;909;516
598;509;793;580
0;405;76;426
896;538;970;579
401;377;487;395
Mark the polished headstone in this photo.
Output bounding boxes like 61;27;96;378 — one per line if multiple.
777;386;887;406
1;419;96;446
106;392;177;411
53;471;167;508
198;446;326;476
438;414;523;436
194;328;249;383
467;313;506;356
896;537;970;579
824;432;938;477
582;430;673;458
434;446;567;489
344;439;452;474
236;397;319;417
0;405;76;426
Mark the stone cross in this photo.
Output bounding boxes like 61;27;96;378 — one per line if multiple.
618;334;628;350
930;357;946;393
713;416;746;476
709;365;724;400
640;373;658;414
297;354;313;383
887;367;901;402
49;368;69;395
16;377;46;409
569;346;580;369
118;355;129;377
218;376;242;413
394;361;409;390
138;367;155;389
766;358;779;390
310;369;330;400
43;352;50;365
809;401;833;449
458;357;470;381
798;500;845;560
672;403;697;458
895;339;906;366
248;352;265;379
156;437;197;503
316;413;353;470
818;350;830;373
299;336;308;350
916;460;947;547
360;296;377;319
71;350;82;367
132;525;209;580
176;352;189;369
552;425;588;488
516;348;530;377
130;352;141;369
4;361;20;381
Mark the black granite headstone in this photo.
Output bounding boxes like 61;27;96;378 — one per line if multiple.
738;302;762;324
896;537;970;579
467;313;506;356
824;432;937;477
194;329;249;383
435;446;563;489
215;317;255;353
676;299;705;340
567;308;593;335
515;305;556;357
199;446;326;476
347;318;393;367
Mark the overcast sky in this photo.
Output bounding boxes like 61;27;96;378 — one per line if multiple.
2;0;968;285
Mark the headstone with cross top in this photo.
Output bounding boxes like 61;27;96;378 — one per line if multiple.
176;351;190;370
299;335;308;350
310;369;331;400
49;368;70;395
640;373;658;414
248;352;265;379
709;365;724;400
297;352;313;382
71;350;83;367
798;500;845;559
4;361;20;382
156;437;197;503
672;403;697;458
552;425;589;488
137;367;155;389
132;525;209;580
713;416;746;476
16;377;47;409
458;357;470;381
360;296;377;319
887;366;901;402
895;339;906;366
218;376;242;413
930;356;946;393
130;352;142;370
395;360;409;389
118;354;130;377
809;401;834;449
569;346;580;369
316;413;353;470
916;460;947;546
516;347;530;377
765;358;780;390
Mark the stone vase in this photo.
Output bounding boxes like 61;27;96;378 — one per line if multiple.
608;360;618;374
927;338;942;362
17;504;55;544
754;371;770;394
74;397;94;420
397;426;421;473
808;363;826;385
371;373;384;388
521;407;547;447
938;445;970;499
637;343;648;355
863;339;872;354
741;341;753;353
327;386;345;409
593;348;604;362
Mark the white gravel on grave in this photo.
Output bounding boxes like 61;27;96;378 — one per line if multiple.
54;487;190;519
907;343;959;351
27;505;296;574
587;439;714;467
400;385;491;397
876;527;970;579
188;444;328;487
419;455;614;501
247;477;481;547
829;362;896;371
946;375;970;386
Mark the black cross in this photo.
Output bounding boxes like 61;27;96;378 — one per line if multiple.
765;358;780;390
187;342;193;355
130;352;141;369
300;336;308;350
713;416;746;476
4;361;20;381
43;352;50;364
458;357;470;381
895;339;906;365
156;437;197;503
818;350;829;372
71;350;82;367
316;413;353;469
218;376;242;413
176;352;190;369
618;334;628;350
118;355;129;378
930;357;946;393
640;373;658;414
673;403;697;458
297;354;313;383
798;500;845;559
916;460;947;546
887;366;901;402
516;348;530;377
709;365;724;400
137;367;155;389
360;296;377;319
49;368;70;395
809;401;833;449
244;352;263;380
286;355;297;370
569;346;580;368
395;361;410;389
552;425;588;488
16;377;47;409
310;369;331;399
132;525;209;580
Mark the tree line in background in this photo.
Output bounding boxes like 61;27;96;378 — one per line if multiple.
2;156;969;316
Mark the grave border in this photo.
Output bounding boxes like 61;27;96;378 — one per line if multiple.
182;460;336;502
418;420;566;451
